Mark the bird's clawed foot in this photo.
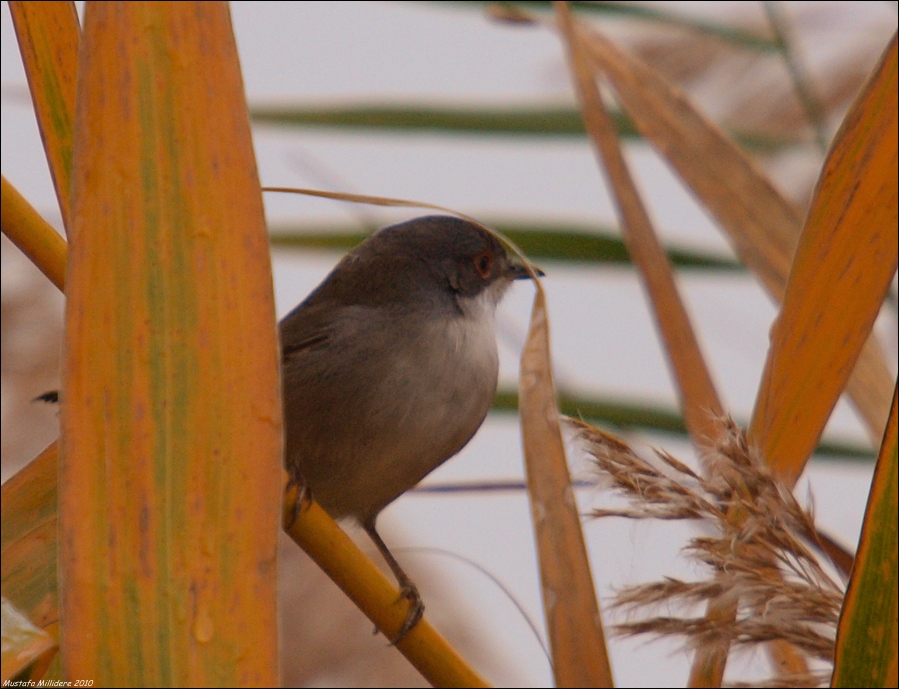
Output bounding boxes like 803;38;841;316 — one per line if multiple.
362;519;425;644
388;582;424;645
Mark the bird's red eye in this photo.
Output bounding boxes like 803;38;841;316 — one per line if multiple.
473;251;493;279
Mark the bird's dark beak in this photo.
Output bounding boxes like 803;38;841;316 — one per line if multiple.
505;261;544;280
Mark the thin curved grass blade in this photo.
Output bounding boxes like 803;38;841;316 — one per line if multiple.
269;221;743;270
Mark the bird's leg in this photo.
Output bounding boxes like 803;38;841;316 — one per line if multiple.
363;518;424;644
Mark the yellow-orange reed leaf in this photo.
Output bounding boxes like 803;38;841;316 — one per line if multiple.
832;383;898;688
0;443;60;637
8;1;79;232
0;596;57;683
749;34;898;486
60;3;281;684
0;176;66;291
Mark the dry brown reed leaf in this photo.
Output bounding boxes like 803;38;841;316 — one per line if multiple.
620;4;893;191
568;417;845;686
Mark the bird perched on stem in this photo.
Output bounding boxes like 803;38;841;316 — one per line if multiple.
280;215;540;642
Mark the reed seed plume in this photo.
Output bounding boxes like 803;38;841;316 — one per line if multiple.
567;417;844;686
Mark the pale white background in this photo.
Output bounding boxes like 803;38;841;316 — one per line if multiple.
2;2;896;686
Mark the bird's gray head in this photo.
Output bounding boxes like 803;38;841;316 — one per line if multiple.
303;215;537;315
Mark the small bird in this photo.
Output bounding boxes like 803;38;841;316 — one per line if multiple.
280;215;539;641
